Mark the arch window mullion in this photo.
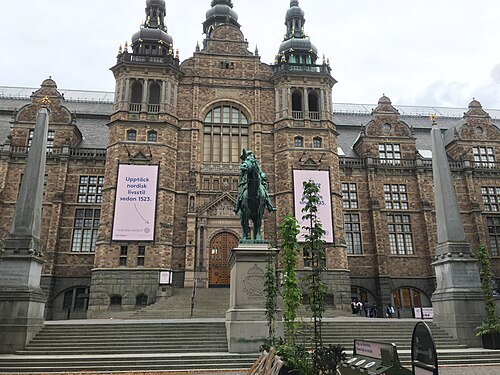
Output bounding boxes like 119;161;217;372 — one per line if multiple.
203;105;249;163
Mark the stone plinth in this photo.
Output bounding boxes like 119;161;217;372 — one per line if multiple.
0;248;45;353
431;252;483;346
226;241;282;353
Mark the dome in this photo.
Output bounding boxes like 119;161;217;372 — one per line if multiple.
131;28;173;46
279;38;318;55
41;77;57;88
378;95;392;105
286;5;304;20
205;4;239;23
146;0;165;6
468;98;482;109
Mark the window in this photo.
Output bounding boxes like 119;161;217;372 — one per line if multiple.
119;245;128;266
342;183;358;209
313;137;322;148
392;287;422;309
487;216;500;256
110;295;122;306
379;144;401;164
482;186;500;212
131;81;143;103
127;129;137;141
147;130;157;143
203;105;248;163
473;146;495;167
136;294;148;307
384;184;408;210
387;214;414;255
71;209;100;252
62;287;89;311
137;245;146;266
294;136;304;148
28;129;55;153
77;176;104;204
292;90;303;112
344;213;362;254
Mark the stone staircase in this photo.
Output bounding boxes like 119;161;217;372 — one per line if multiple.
127;288;231;319
1;288;500;373
0;320;256;373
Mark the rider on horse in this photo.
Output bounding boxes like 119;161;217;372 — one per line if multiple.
233;149;277;214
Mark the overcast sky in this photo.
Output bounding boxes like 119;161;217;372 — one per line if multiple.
1;0;499;109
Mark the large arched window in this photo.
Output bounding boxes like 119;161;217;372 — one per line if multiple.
203;105;249;163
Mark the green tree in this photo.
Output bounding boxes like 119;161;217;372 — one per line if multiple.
301;180;327;350
264;249;279;346
280;214;302;344
476;244;500;336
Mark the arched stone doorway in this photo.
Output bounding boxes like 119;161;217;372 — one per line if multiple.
208;231;239;287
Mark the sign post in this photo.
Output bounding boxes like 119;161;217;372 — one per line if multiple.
411;322;438;374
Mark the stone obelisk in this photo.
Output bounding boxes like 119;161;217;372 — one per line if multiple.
430;117;483;346
0;108;49;353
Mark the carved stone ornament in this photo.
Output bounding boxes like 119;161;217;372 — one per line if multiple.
242;264;265;297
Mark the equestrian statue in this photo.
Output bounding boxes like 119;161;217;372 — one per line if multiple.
234;149;277;241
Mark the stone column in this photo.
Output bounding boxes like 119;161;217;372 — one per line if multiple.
430;120;483;347
226;242;282;353
0;108;49;353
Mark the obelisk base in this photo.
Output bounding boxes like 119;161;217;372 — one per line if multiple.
431;252;483;347
0;247;46;353
226;242;282;353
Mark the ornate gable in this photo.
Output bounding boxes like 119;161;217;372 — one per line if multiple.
198;192;237;217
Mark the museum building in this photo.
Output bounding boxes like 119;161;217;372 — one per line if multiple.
0;0;499;319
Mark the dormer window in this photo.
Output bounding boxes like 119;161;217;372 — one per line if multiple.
127;130;137;141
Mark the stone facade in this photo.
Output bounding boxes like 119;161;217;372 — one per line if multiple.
0;1;499;320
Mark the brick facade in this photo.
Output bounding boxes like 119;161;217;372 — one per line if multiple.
0;1;499;319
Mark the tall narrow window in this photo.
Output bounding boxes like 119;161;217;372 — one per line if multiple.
71;209;100;252
308;91;319;120
387;214;414;255
379;144;401;165
130;81;143;112
203;105;248;163
344;213;362;255
487;217;500;256
148;82;161;113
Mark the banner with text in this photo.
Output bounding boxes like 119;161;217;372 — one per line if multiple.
293;170;334;243
112;164;159;241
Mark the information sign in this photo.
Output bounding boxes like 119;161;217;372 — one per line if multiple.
412;322;438;375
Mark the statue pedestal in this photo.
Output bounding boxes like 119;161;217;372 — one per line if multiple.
0;237;46;353
226;241;282;353
431;249;483;347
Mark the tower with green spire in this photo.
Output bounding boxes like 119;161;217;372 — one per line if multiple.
271;1;350;313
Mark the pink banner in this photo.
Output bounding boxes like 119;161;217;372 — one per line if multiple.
112;164;159;241
293;170;334;243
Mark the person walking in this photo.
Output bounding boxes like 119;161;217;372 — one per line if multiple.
363;301;370;317
386;302;395;318
371;302;377;317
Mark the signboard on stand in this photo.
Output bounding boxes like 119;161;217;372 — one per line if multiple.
412;322;438;375
292;169;334;243
112;164;159;241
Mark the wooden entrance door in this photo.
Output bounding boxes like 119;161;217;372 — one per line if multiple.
208;232;239;287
